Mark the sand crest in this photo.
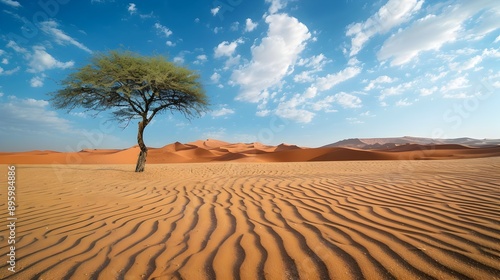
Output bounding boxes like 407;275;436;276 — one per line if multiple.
1;158;499;279
1;139;500;164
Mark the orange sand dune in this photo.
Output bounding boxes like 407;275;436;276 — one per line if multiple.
1;158;499;279
1;140;500;164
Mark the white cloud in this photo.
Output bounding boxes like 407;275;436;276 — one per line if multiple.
213;27;223;34
310;95;336;112
346;117;364;124
396;98;412;106
275;103;315;123
265;0;287;14
294;54;328;83
154;22;173;37
6;40;27;53
28;46;74;73
450;55;483;72
0;0;21;8
127;3;137;14
193;54;208;65
231;22;240;31
2;58;9;64
426;71;448;82
0;97;73;134
495;35;500;43
211;6;220;16
0;66;19;76
378;1;500;66
334;92;362;108
40;20;92;53
364;75;397;91
30;76;44;87
420;86;438;96
245;18;258;32
232;14;310;103
214;39;243;58
315;66;361;91
210;72;221;83
361;111;375;117
173;56;184;64
346;0;424;56
294;71;315;83
440;76;470;93
256;110;271;117
166;41;176;47
211;107;235;117
379;81;415;100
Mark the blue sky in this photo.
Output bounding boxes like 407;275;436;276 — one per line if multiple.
0;0;499;151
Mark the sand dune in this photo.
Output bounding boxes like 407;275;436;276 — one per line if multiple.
0;158;499;279
1;139;500;164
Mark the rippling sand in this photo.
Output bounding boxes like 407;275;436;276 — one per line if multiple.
1;158;500;279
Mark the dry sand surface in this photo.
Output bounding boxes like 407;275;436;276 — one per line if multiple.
1;158;500;279
2;139;500;164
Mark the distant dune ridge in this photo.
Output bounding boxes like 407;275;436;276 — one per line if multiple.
1;137;500;164
323;136;500;149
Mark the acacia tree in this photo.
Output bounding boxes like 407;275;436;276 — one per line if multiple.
51;51;209;172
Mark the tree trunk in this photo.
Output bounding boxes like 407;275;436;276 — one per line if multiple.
135;120;148;172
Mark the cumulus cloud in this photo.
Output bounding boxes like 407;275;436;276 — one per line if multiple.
364;75;397;91
265;0;287;14
378;1;500;66
275;100;315;123
6;40;27;53
379;81;415;100
396;98;413;106
210;72;221;83
40;20;92;53
315;66;361;91
420;86;438;96
154;22;173;37
245;18;258;32
28;46;74;73
30;76;44;87
211;6;220;16
211;107;235;117
334;92;362;108
231;13;311;103
127;3;137;15
193;54;208;65
214;39;243;58
346;0;423;56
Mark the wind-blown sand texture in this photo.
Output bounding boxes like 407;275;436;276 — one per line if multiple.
1;158;499;279
1;139;500;164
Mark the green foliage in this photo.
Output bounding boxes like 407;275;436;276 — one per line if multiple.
51;50;209;126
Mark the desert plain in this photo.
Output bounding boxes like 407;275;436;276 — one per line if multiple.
0;140;500;279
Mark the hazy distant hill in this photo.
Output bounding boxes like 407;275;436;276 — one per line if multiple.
323;137;500;149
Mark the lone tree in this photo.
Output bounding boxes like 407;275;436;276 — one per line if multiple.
51;51;209;172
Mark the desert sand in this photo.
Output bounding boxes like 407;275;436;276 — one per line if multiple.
1;157;499;279
1;139;500;164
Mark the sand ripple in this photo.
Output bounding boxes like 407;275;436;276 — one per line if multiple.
1;158;500;279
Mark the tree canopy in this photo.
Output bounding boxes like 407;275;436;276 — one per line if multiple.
51;51;209;171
